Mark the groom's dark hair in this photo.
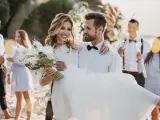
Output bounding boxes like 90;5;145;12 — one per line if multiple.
85;12;107;30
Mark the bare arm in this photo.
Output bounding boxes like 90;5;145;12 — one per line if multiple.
40;68;55;86
117;40;125;57
118;47;124;57
6;47;25;67
40;75;54;86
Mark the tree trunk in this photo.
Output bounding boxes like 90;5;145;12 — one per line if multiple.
7;0;40;39
86;0;102;5
86;0;103;11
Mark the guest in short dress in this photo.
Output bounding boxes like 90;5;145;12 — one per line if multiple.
145;37;160;120
7;30;33;120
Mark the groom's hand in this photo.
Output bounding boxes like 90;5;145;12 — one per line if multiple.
55;61;66;71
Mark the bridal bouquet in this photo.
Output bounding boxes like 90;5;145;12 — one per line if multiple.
14;41;64;81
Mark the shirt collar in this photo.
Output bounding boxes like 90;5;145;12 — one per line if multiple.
127;36;141;42
89;40;104;50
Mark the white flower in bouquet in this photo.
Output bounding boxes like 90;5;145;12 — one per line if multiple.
32;40;43;49
15;41;64;81
38;45;54;60
25;55;38;66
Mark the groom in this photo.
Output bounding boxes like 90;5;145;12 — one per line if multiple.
78;12;121;72
56;12;121;72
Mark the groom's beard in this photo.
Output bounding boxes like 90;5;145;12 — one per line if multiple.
82;34;96;42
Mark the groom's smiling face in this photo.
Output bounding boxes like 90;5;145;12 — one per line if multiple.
83;19;97;42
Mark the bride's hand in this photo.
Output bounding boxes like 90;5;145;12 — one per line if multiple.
100;41;109;55
40;68;55;86
43;67;55;78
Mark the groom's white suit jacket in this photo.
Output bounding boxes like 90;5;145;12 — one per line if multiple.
78;41;122;73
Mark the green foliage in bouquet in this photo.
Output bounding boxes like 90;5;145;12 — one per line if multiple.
26;52;63;81
25;52;52;70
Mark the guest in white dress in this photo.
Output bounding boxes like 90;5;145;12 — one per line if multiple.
145;37;160;120
7;30;33;120
41;13;160;120
40;13;109;120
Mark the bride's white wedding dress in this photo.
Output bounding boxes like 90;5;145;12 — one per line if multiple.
51;46;160;120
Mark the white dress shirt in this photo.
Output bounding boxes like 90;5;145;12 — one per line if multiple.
0;34;4;56
78;41;121;73
117;36;145;73
0;34;7;71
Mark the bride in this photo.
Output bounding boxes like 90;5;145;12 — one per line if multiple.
40;13;160;120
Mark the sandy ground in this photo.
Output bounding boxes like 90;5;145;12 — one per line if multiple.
0;83;55;120
0;78;156;120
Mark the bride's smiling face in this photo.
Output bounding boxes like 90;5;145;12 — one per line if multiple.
56;21;72;44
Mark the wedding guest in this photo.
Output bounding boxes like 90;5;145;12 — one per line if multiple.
0;33;14;119
145;37;160;120
7;30;33;120
117;19;146;87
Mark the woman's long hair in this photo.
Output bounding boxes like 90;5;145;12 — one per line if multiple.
144;51;153;64
144;37;160;65
45;13;77;50
16;30;31;48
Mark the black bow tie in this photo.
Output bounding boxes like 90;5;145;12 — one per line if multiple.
87;45;98;51
129;39;137;43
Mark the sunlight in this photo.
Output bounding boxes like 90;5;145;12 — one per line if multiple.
40;0;49;3
101;0;108;5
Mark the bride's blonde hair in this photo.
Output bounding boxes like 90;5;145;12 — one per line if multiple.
45;13;77;50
